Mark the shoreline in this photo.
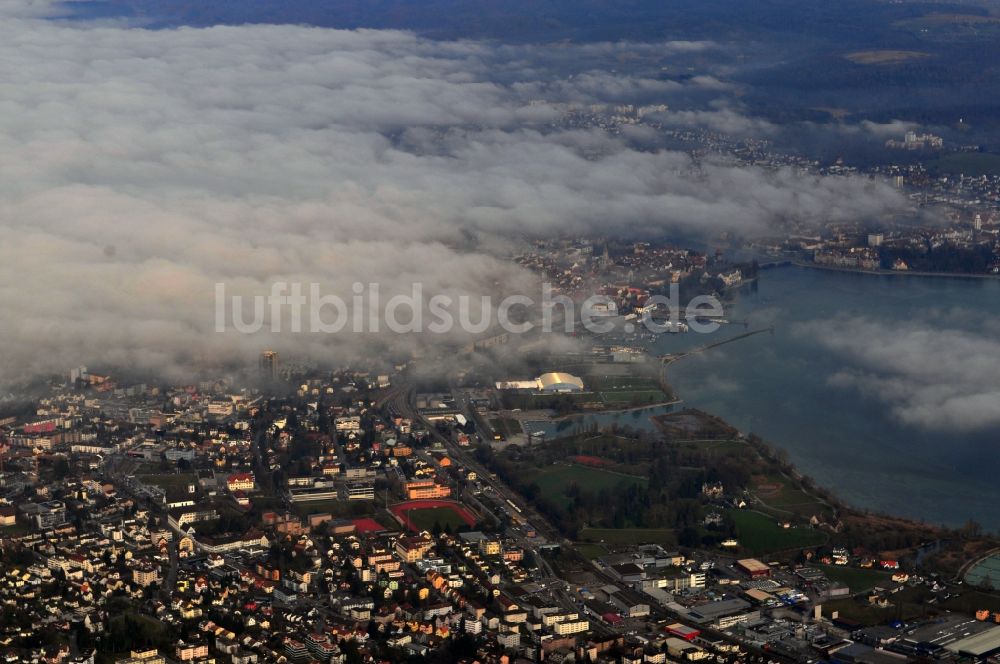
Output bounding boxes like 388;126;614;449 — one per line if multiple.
654;314;991;537
649;399;968;545
792;260;1000;280
511;399;683;435
548;398;681;421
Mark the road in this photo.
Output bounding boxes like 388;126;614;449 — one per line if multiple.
163;538;179;598
382;379;615;628
383;372;796;661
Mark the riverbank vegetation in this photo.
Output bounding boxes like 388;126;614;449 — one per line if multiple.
475;408;1000;576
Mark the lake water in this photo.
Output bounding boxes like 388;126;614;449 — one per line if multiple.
656;266;1000;531
522;402;679;439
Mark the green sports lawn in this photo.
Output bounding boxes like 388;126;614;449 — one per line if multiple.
599;389;669;404
587;374;661;391
406;506;469;532
291;499;351;518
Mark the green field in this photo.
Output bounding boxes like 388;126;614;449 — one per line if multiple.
532;464;646;508
759;480;816;507
586;374;660;391
586;373;668;406
752;474;833;519
407;507;468;532
579;527;675;546
599;389;668;404
812;564;895;593
291;499;366;519
728;509;825;555
673;439;746;455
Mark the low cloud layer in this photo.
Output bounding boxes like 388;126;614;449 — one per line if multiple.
0;6;912;384
797;317;1000;432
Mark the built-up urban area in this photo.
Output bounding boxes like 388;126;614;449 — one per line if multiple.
2;342;1000;664
4;104;1000;664
555;103;1000;277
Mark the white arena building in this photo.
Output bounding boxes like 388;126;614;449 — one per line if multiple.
495;372;585;393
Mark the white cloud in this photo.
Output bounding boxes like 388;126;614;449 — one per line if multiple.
797;317;1000;432
0;0;61;17
0;11;911;384
859;119;921;138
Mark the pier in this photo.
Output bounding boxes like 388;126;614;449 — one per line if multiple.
658;326;773;366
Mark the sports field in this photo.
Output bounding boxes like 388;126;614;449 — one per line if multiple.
390;499;476;532
599;389;668;404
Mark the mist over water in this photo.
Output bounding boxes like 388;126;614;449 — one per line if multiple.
661;266;1000;531
15;3;1000;534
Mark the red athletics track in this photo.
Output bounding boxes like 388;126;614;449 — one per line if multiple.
388;499;477;531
